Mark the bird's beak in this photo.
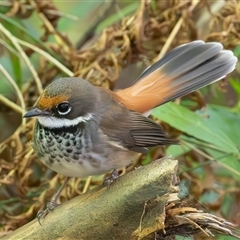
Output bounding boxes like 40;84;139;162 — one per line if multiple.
23;108;50;118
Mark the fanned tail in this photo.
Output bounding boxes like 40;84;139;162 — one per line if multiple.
116;41;237;113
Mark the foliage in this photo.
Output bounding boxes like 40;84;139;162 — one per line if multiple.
0;0;239;239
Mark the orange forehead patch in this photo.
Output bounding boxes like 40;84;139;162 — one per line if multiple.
37;94;69;110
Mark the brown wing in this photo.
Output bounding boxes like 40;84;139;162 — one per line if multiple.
99;94;177;154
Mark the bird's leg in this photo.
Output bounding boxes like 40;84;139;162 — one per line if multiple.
37;176;70;225
103;169;119;188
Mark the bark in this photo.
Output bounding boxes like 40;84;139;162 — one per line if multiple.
3;158;179;240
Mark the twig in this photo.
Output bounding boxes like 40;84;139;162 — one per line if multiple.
76;0;117;49
156;18;183;61
0;65;25;107
0;23;43;94
139;201;148;232
180;139;240;177
155;0;200;61
17;39;74;77
176;215;210;237
82;176;92;193
0;64;26;124
0;94;23;114
0;1;79;20
29;0;69;53
0;38;20;57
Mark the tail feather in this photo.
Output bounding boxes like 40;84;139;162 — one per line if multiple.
116;41;237;113
138;40;206;80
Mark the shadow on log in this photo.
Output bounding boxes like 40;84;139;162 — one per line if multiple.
3;158;239;240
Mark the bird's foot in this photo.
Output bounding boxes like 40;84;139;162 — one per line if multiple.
36;177;70;225
103;169;119;188
37;200;60;225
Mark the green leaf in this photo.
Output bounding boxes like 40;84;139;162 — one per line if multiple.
175;236;193;240
205;149;240;181
200;190;219;204
229;78;240;97
152;103;240;181
166;144;190;158
0;13;52;52
9;51;22;88
221;193;235;217
152;102;239;155
216;235;240;240
96;2;140;33
201;105;240;146
233;45;240;57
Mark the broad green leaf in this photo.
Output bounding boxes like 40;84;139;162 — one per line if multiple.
152;102;239;155
166;144;190;158
171;134;240;181
199;105;240;146
152;103;240;181
205;148;240;181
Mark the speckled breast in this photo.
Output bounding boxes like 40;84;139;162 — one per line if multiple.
32;121;100;176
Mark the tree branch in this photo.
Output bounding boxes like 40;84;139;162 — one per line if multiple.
3;158;178;239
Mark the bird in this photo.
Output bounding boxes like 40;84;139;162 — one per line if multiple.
24;40;237;221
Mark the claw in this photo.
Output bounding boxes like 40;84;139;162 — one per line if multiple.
36;177;70;225
104;169;119;188
37;210;47;225
37;200;60;225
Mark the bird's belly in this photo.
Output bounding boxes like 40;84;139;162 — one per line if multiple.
38;149;136;178
41;155;109;178
33;121;138;178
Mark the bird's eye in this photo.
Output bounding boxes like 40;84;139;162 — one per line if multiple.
56;102;71;115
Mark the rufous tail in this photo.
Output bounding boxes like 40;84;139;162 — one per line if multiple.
116;41;237;113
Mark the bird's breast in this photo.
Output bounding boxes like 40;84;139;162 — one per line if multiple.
32;121;136;178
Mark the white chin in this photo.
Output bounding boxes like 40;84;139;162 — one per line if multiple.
37;114;92;128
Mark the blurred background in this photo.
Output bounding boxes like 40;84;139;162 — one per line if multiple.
0;0;240;239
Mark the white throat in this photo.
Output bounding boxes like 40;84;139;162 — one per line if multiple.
37;113;92;128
